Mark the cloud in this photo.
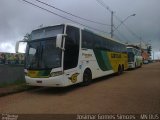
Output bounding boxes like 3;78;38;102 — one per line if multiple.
0;42;15;53
0;0;159;56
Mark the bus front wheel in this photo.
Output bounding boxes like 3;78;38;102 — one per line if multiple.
82;69;92;86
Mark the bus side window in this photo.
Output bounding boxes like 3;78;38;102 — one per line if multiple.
94;35;101;49
82;31;93;49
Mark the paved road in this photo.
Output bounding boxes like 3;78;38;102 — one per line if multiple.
0;62;160;114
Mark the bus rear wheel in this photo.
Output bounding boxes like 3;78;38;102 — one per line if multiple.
117;65;122;75
134;63;137;69
121;65;124;73
140;63;142;68
82;69;92;86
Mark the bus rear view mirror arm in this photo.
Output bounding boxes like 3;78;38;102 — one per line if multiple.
56;34;67;49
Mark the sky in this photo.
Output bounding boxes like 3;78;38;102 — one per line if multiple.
0;0;160;59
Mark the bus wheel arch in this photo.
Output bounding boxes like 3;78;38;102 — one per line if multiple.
82;68;92;86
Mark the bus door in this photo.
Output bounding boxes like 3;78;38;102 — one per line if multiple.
63;26;81;84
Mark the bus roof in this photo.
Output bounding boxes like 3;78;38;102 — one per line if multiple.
31;23;126;46
127;45;141;50
65;23;126;46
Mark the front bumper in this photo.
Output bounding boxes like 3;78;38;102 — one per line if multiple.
128;62;135;68
25;75;67;87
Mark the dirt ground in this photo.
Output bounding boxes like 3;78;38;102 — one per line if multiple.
0;62;160;114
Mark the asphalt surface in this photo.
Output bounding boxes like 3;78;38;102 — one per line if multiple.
0;62;160;114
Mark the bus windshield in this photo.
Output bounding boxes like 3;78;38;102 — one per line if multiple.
25;38;62;70
127;48;134;62
127;48;133;53
31;25;64;40
25;25;64;70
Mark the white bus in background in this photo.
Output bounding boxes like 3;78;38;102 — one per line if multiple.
16;23;128;87
127;46;143;69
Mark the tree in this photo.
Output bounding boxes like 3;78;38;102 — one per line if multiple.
23;33;31;41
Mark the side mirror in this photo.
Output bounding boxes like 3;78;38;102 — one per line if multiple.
15;41;27;53
56;34;66;49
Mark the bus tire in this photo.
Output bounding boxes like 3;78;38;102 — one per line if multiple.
140;63;142;68
121;65;124;73
117;65;122;75
134;63;137;69
82;69;92;86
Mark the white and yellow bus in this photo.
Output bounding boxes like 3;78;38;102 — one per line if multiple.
16;23;128;87
127;46;143;69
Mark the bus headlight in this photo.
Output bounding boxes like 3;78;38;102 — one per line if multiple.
50;71;63;77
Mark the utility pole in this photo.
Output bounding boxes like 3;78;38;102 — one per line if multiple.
111;14;136;38
140;40;142;49
111;11;114;38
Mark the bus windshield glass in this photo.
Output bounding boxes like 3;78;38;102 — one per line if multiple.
127;48;134;62
127;48;133;53
31;25;64;40
25;25;64;70
25;38;62;70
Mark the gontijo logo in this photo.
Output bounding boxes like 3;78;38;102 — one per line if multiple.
69;73;80;83
82;53;92;58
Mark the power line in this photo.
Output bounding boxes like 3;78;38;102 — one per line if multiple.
96;0;114;38
112;14;136;34
96;0;141;41
114;15;143;42
89;1;129;42
114;34;127;44
114;27;130;43
21;0;109;34
35;0;110;26
96;0;112;13
95;2;128;42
